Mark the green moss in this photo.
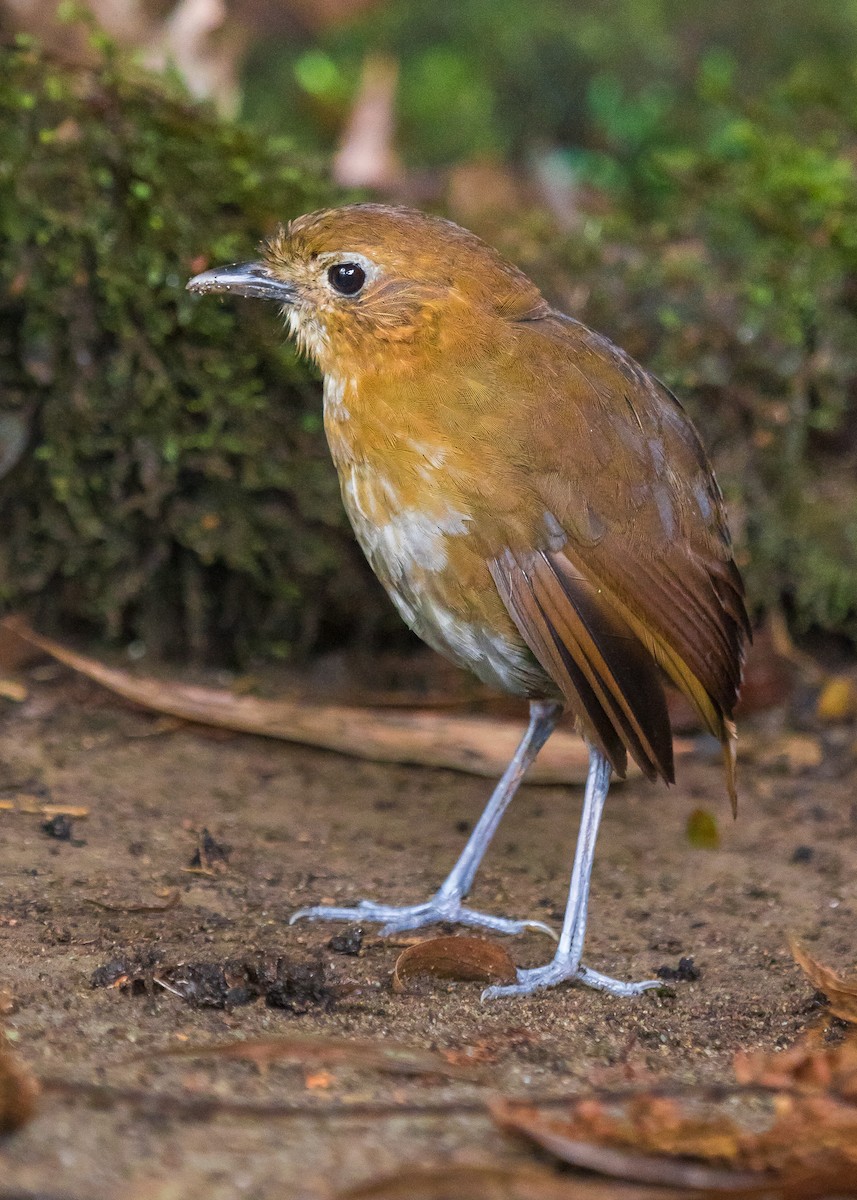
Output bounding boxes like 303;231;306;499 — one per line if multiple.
0;38;389;660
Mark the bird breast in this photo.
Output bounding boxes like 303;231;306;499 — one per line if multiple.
322;372;551;700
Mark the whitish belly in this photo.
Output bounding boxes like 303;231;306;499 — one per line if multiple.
338;463;551;699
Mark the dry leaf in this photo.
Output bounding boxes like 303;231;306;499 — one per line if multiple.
392;936;517;993
137;1032;479;1080
789;938;857;1023
0;1038;39;1133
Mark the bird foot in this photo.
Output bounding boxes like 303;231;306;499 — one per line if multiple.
482;957;662;1000
289;895;557;939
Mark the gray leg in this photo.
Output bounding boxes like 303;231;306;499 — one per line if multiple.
290;700;562;938
483;745;661;998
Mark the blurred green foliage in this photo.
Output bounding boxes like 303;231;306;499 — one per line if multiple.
0;34;389;660
244;0;857;169
549;73;857;635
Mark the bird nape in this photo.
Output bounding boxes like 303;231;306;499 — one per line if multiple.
188;203;750;1000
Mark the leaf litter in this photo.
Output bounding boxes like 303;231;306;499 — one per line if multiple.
492;1031;857;1195
392;936;518;992
789;936;857;1023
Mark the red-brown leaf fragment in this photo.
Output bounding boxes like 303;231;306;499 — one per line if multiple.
392;936;517;993
789;937;857;1023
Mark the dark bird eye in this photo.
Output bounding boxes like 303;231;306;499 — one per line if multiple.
327;262;366;296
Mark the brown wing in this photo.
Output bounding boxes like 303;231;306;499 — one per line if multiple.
489;548;674;783
487;313;750;809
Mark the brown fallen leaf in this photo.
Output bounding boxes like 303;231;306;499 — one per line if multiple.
789;937;857;1023
392;936;517;993
0;1037;39;1133
337;1163;678;1200
135;1032;480;1081
1;616;680;784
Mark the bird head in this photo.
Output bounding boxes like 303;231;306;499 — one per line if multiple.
187;204;548;373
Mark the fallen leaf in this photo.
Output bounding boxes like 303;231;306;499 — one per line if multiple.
392;936;517;993
817;676;857;722
0;1037;39;1133
686;808;720;849
789;938;857;1023
0;616;687;784
136;1032;479;1080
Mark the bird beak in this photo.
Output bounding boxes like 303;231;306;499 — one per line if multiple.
186;261;297;304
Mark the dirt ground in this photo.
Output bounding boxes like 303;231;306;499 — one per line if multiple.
0;663;855;1199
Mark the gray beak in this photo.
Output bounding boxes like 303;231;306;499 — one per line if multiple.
186;261;297;303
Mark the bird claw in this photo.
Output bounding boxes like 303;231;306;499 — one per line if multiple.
482;959;662;1000
289;897;557;940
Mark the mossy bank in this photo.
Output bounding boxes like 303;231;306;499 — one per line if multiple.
0;36;389;662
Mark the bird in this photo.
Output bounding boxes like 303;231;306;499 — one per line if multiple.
187;204;750;999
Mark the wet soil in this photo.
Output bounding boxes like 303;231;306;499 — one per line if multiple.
0;668;855;1199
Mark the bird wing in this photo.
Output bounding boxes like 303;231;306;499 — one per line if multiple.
486;313;750;806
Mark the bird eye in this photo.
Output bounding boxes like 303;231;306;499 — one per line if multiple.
327;262;366;296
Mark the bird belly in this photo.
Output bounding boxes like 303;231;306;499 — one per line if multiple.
338;462;555;699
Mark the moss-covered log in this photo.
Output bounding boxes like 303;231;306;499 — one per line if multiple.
0;36;394;661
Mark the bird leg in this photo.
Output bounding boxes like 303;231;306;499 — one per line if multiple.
289;700;562;938
483;745;662;999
